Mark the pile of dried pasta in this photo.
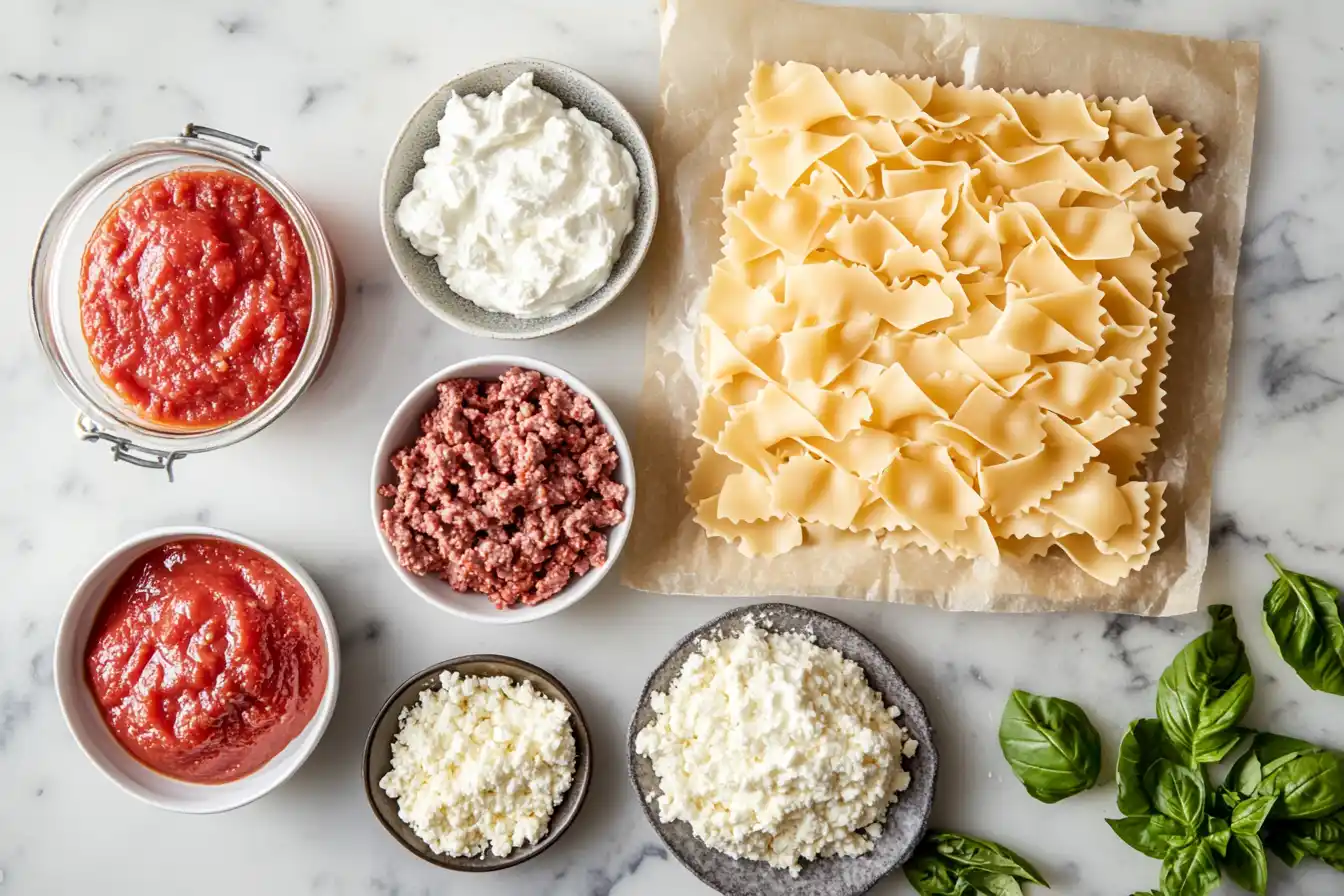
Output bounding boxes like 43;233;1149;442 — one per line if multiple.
688;61;1205;585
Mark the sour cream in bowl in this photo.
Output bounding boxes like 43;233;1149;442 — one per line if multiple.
397;72;638;318
381;59;657;339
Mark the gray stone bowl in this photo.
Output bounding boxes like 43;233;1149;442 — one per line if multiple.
380;58;657;339
363;655;593;871
627;603;938;896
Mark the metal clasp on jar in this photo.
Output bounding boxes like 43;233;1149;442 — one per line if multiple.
76;415;187;482
182;123;270;161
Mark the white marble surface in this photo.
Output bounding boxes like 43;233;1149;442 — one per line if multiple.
2;0;1343;893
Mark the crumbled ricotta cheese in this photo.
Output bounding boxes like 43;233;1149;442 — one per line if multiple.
379;671;576;858
396;72;639;318
634;623;916;876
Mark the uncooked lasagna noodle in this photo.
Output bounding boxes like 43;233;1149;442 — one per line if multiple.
688;61;1205;585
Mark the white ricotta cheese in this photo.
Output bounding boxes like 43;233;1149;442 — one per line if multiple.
634;623;916;876
379;671;576;858
396;72;639;318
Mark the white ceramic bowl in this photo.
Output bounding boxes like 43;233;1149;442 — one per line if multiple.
54;526;341;814
371;356;635;624
379;58;658;339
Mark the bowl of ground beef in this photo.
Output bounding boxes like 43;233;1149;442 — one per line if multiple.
371;357;634;624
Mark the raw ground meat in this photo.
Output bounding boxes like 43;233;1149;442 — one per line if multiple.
379;367;628;608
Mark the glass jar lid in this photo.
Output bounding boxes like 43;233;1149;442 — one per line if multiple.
30;124;340;479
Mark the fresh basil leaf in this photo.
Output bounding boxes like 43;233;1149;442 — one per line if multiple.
904;850;964;896
1118;719;1180;816
1221;833;1268;895
1156;605;1255;765
1266;811;1344;871
961;869;1025;896
1263;554;1344;695
1106;815;1194;859
1227;732;1320;796
1257;748;1344;820
1149;759;1207;831
1265;833;1302;868
928;832;1049;885
1203;818;1230;857
1230;794;1277;835
998;689;1101;804
1160;839;1220;896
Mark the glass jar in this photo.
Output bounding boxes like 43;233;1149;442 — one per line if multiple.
30;124;341;479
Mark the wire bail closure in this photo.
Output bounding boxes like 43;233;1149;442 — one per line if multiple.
182;123;270;162
76;415;187;482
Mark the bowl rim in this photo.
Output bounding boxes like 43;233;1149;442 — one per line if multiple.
626;602;939;895
53;525;342;814
378;56;658;340
361;653;593;871
369;355;636;625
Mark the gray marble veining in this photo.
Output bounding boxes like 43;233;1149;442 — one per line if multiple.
3;0;1344;893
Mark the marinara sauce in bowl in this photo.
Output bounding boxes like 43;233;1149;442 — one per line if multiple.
31;124;340;478
54;526;340;813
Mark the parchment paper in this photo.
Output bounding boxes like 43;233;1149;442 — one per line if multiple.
623;0;1260;615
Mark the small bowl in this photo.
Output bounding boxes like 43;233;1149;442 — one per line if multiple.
628;603;939;896
53;526;341;814
362;655;593;871
379;58;658;339
370;355;635;625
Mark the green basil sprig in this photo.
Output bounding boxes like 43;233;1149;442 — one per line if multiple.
1222;832;1268;895
1224;732;1344;820
1258;749;1344;820
1106;815;1193;860
1117;718;1181;816
1230;794;1278;835
1149;760;1207;831
1160;839;1220;896
1193;795;1275;894
1087;602;1344;892
1266;809;1344;870
1156;605;1254;765
1224;732;1319;799
998;689;1101;803
1104;606;1256;896
903;830;1049;895
1262;554;1344;695
1107;758;1226;894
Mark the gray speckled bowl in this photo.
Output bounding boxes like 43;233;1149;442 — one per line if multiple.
363;655;592;872
628;603;938;896
380;58;658;339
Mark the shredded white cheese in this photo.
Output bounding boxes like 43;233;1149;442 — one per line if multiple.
379;671;576;858
634;623;916;876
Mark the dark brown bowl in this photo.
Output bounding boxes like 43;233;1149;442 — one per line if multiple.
362;655;592;871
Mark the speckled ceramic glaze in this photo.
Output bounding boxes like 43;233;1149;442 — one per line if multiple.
380;58;658;339
627;604;938;896
363;655;593;872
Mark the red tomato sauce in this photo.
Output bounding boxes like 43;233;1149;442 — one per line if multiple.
85;538;328;784
79;169;312;428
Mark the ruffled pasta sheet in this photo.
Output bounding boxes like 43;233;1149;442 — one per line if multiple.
690;60;1203;585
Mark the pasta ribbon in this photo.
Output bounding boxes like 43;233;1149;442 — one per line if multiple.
690;61;1201;583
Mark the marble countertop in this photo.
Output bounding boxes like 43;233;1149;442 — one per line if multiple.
3;0;1342;893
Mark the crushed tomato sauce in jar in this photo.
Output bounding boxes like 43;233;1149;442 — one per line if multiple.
84;538;328;784
79;169;312;428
